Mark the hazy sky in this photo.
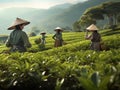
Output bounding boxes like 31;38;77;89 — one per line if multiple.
0;0;88;9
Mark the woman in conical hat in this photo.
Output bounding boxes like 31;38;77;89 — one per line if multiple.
86;24;99;31
36;31;47;50
52;27;63;47
85;24;101;51
40;32;46;45
5;17;31;52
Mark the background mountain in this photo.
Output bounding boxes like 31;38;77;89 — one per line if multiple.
0;3;72;34
0;0;119;35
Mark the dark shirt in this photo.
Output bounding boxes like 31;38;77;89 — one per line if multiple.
6;29;31;48
91;32;101;42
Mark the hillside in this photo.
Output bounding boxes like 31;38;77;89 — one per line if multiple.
0;0;119;34
24;0;120;33
40;0;118;31
0;3;72;34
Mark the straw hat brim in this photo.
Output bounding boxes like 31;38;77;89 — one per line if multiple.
54;29;63;32
54;27;63;32
8;22;30;30
86;24;99;31
40;32;46;34
8;18;30;30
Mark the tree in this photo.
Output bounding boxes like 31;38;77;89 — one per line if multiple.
79;14;96;29
118;14;120;24
73;21;81;32
79;2;120;30
101;2;120;29
29;32;36;37
99;2;120;28
79;6;104;29
84;6;104;20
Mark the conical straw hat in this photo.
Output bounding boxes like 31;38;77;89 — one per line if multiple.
8;17;30;30
54;27;63;31
40;32;46;34
86;24;99;31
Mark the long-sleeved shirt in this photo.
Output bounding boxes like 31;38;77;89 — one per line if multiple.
41;35;46;44
6;29;31;48
85;32;101;42
52;33;63;40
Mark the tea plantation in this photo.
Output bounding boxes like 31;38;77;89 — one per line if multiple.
0;29;120;90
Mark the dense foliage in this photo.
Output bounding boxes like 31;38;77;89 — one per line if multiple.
0;29;120;90
79;1;120;30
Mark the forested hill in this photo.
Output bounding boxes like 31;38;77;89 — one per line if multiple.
29;0;120;33
0;0;119;34
41;0;119;31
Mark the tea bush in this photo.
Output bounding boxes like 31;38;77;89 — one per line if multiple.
0;30;120;90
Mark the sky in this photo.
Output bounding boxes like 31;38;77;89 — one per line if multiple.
0;0;88;9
